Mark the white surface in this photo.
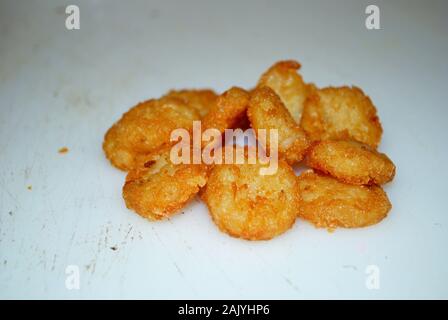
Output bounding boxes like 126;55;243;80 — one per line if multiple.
0;0;447;299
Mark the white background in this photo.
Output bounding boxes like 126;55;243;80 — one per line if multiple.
0;0;447;299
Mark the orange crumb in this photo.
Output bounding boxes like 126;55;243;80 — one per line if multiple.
58;147;69;154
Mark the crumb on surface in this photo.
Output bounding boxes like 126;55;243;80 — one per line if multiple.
58;147;69;154
110;246;117;251
27;185;32;190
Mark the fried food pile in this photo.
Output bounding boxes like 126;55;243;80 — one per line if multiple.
103;60;396;240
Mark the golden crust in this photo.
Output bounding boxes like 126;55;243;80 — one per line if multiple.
306;140;396;185
123;150;209;221
201;87;250;133
164;89;218;118
257;60;315;123
103;96;200;171
248;87;310;165
300;86;383;148
202;148;299;240
297;170;391;229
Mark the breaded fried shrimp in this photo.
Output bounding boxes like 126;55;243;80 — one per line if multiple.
257;60;315;123
201;87;250;133
306;140;396;185
297;170;391;230
202;148;299;240
248;87;310;165
103;97;200;171
164;89;218;118
300;86;383;148
123;150;208;220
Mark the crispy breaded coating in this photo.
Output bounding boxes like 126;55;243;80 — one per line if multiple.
306;140;396;185
257;60;315;123
103;96;200;171
164;89;218;118
300;86;383;148
248;87;310;165
201;87;250;133
123;150;209;221
297;170;391;229
202;149;299;240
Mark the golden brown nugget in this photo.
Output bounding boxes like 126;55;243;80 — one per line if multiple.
202;150;299;240
300;86;383;148
123;150;209;221
306;140;396;185
164;89;218;118
103;96;200;171
257;60;315;123
201;87;250;133
297;170;391;229
248;87;310;165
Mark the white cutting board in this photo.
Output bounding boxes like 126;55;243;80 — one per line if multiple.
1;0;447;299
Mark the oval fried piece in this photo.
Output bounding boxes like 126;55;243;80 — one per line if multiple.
201;87;250;133
202;148;299;240
300;86;383;148
297;170;391;229
123;150;209;221
164;89;218;118
257;60;315;123
103;97;200;171
306;140;396;185
248;87;310;165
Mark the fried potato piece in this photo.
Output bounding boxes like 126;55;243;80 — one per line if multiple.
123;150;209;220
248;87;310;165
257;60;315;123
297;170;391;229
164;89;218;118
202;148;299;240
103;96;200;171
306;140;396;185
201;87;250;133
300;86;383;148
